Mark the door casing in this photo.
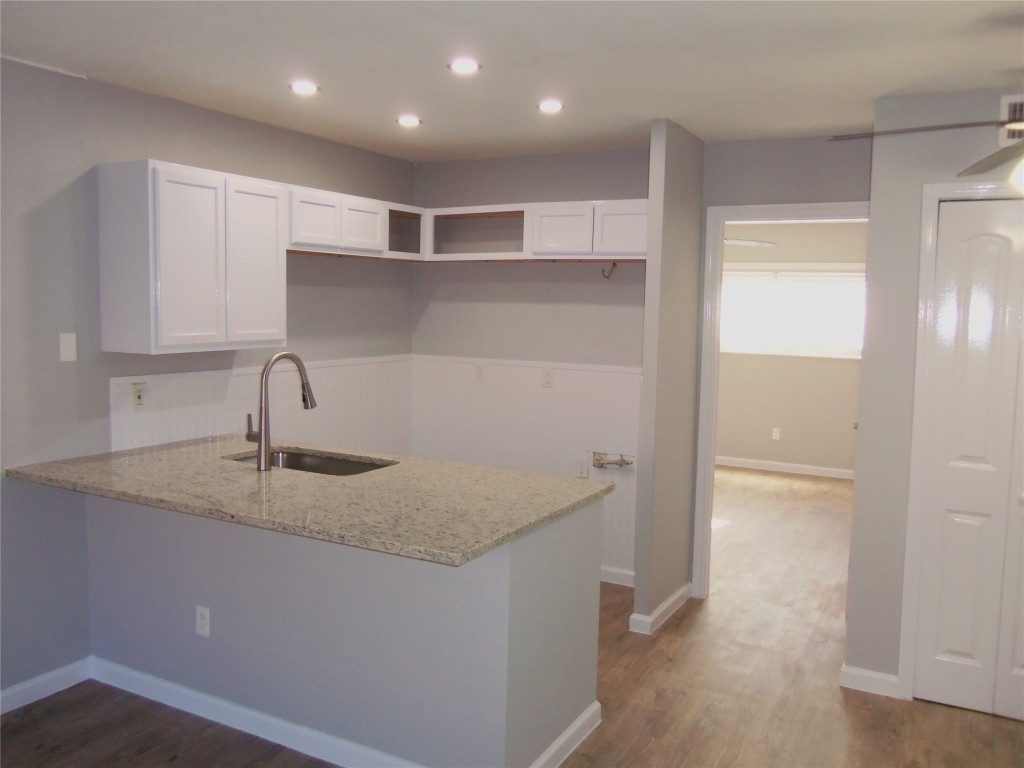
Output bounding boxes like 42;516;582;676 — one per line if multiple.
694;201;869;599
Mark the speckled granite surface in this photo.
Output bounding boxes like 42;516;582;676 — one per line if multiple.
5;436;613;566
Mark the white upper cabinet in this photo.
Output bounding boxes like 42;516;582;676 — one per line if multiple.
530;200;647;258
289;188;387;253
153;165;226;347
593;201;647;255
99;160;286;354
532;203;595;255
290;187;343;249
226;177;287;343
340;195;386;252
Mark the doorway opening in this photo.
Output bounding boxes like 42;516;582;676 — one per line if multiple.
694;202;869;600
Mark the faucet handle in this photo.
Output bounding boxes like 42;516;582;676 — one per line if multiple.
245;413;259;443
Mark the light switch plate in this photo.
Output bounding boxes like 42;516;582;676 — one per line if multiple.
59;333;77;362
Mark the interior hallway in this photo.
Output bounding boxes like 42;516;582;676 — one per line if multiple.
565;467;1023;767
3;468;1021;767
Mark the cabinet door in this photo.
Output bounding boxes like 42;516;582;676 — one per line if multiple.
532;203;594;254
153;165;226;347
341;195;386;252
290;188;343;248
593;202;647;255
226;178;287;343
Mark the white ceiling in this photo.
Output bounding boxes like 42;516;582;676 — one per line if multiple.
2;1;1021;162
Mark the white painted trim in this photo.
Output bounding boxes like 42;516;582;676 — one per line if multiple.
600;565;635;587
897;181;1024;702
2;657;602;768
693;202;870;600
716;456;855;480
529;700;602;768
88;657;422;767
0;657;92;714
410;353;642;377
628;582;691;635
839;664;909;700
109;354;411;386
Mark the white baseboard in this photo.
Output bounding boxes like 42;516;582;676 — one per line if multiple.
0;657;92;715
839;664;910;700
600;566;635;587
629;582;691;635
89;658;421;767
529;700;602;768
716;456;855;480
2;657;603;768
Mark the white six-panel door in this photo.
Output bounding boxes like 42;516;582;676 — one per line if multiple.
913;198;1024;718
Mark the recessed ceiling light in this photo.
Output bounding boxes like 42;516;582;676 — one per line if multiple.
448;57;481;76
289;80;320;96
397;114;422;128
537;98;564;114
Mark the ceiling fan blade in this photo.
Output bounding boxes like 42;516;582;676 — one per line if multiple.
830;120;1014;141
956;140;1024;177
724;238;777;248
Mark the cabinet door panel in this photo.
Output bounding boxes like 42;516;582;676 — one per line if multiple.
290;189;342;248
341;195;386;251
154;166;225;347
226;178;286;343
593;202;647;255
532;204;594;254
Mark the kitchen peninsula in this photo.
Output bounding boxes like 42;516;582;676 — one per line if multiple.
6;436;613;767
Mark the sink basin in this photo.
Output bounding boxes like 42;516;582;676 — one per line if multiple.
234;450;393;476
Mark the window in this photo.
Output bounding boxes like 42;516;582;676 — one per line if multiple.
720;269;866;358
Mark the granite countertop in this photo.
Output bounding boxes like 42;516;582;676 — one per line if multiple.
5;436;614;566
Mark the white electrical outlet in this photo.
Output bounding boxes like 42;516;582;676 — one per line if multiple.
542;369;554;388
576;458;589;478
196;605;210;637
475;363;485;383
771;427;781;441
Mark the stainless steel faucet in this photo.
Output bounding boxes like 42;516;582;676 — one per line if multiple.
249;352;317;471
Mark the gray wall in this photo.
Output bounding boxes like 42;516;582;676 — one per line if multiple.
704;135;873;207
716;220;866;472
414;148;650;207
845;88;1014;676
0;60;415;688
410;261;646;366
411;148;651;366
716;355;860;471
634;121;704;615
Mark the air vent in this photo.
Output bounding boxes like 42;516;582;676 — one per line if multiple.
999;94;1023;147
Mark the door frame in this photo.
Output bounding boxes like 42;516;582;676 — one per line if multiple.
693;201;869;599
896;180;1023;698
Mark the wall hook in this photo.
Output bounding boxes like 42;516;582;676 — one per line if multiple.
602;262;618;280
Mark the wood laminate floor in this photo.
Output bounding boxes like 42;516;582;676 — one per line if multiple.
3;468;1021;767
564;467;1023;767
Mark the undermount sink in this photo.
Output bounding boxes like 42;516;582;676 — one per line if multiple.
234;450;393;476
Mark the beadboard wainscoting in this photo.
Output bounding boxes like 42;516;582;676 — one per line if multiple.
109;355;642;584
109;356;413;456
410;356;640;585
